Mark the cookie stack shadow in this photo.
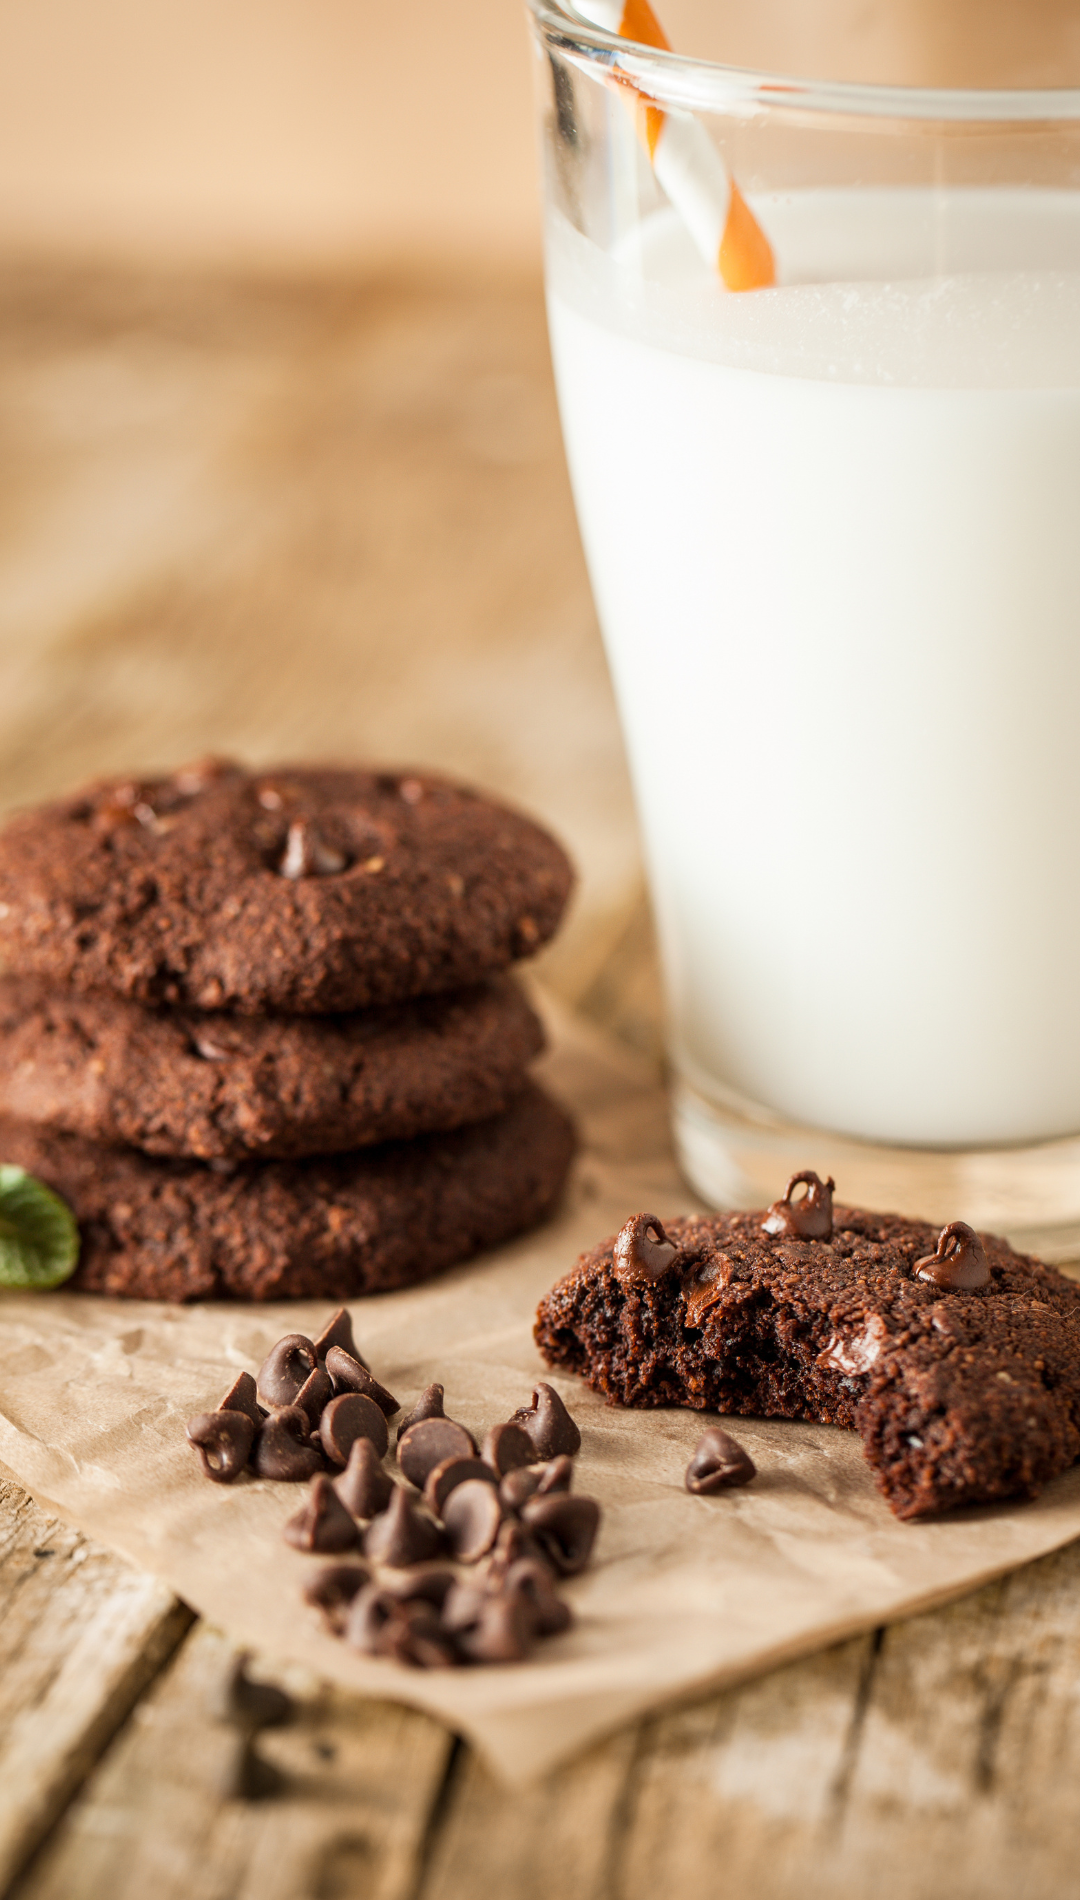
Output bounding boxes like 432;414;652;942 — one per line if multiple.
0;760;578;1300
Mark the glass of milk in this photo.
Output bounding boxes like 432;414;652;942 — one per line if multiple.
527;0;1080;1253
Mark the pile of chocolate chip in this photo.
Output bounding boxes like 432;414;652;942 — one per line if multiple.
186;1307;599;1668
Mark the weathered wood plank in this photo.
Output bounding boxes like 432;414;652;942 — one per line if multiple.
0;1473;190;1895
417;1725;639;1900
15;1620;455;1900
614;1635;875;1900
607;1541;1080;1900
415;1639;870;1900
832;1536;1080;1900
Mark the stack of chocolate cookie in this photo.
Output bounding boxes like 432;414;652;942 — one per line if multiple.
0;760;576;1300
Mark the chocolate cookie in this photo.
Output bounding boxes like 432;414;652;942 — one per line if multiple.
534;1188;1080;1520
0;1080;575;1301
0;761;574;1013
0;975;544;1160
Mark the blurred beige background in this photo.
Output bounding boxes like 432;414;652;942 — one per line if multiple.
0;0;542;266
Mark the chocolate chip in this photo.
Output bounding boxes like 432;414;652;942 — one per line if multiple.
363;1486;444;1567
514;914;540;951
304;1558;370;1634
324;1347;399;1417
536;1454;574;1495
511;1383;581;1459
386;1603;458;1669
443;1480;503;1563
396;1383;445;1442
498;1453;574;1513
217;1371;263;1427
423;1456;498;1519
186;1408;254;1483
191;1029;231;1061
441;1578;489;1634
91;784;140;832
253;1405;323;1482
302;1562;370;1634
503;1557;573;1637
279;819;348;879
346;1587;457;1669
612;1212;681;1284
172;755;235;795
398;1416;478;1488
443;1557;571;1649
313;1307;366;1367
377;1565;457;1609
520;1494;600;1575
283;1475;360;1553
914;1220;991;1292
444;1566;557;1644
762;1171;835;1241
684;1427;756;1494
320;1392;389;1465
345;1584;394;1652
217;1654;294;1732
481;1421;535;1477
333;1437;394;1519
499;1465;541;1512
256;1334;318;1410
486;1517;547;1581
294;1363;333;1427
458;1591;536;1664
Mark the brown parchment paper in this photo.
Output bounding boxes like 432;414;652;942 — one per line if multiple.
2;997;1080;1784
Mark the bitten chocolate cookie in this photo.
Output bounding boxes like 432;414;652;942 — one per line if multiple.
0;975;544;1160
0;1080;575;1301
534;1180;1080;1520
0;760;573;1013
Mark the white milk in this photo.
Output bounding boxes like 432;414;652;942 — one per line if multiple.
547;192;1080;1147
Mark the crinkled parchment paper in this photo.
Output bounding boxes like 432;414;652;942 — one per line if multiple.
1;998;1079;1783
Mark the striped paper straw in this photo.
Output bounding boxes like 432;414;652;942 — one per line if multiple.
572;0;775;291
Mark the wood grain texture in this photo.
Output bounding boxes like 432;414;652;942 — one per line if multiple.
834;1539;1080;1900
597;1542;1080;1900
15;1621;453;1900
0;1475;190;1895
419;1726;640;1900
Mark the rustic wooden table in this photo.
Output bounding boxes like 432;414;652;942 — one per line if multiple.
0;258;1078;1900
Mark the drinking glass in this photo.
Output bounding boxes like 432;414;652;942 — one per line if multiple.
527;0;1080;1254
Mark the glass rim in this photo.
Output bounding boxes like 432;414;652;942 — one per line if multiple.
527;0;1080;125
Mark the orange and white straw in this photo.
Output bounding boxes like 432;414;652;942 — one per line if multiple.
572;0;775;292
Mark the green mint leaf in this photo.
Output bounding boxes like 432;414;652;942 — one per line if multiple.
0;1166;80;1289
